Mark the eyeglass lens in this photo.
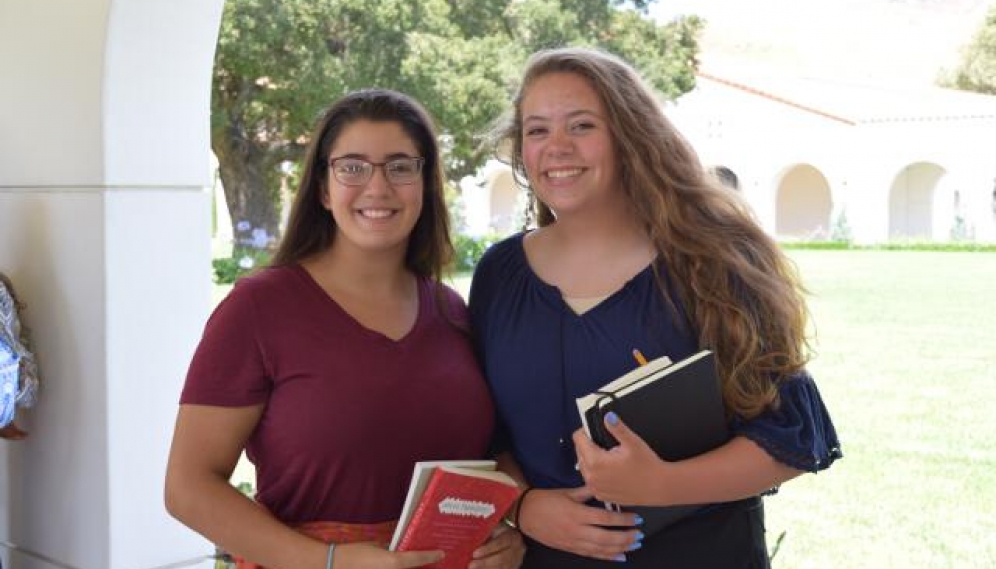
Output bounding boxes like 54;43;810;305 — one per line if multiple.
330;158;423;185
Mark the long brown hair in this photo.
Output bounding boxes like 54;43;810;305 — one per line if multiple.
493;47;810;419
272;89;453;284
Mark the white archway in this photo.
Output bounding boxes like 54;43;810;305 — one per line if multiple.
775;164;833;239
488;168;519;234
0;1;225;567
888;162;947;240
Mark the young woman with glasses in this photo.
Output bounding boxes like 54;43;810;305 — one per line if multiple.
166;89;523;569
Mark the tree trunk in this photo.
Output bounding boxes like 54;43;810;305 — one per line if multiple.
212;128;281;248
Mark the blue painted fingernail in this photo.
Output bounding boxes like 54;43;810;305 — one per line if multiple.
634;515;644;525
635;531;645;541
606;412;619;426
628;541;642;551
614;554;627;562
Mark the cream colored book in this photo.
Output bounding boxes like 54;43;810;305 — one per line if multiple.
576;353;672;437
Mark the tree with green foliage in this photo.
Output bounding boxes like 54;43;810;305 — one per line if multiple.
212;0;702;238
947;4;996;95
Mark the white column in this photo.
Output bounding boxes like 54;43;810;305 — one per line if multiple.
0;0;224;567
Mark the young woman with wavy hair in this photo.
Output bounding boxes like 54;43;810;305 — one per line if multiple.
469;47;841;568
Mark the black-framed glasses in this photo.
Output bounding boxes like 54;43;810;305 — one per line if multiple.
328;156;425;186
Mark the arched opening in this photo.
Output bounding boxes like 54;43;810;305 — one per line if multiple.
488;168;519;234
710;165;741;191
888;162;946;240
775;164;832;239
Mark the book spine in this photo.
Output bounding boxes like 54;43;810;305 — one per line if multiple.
397;470;442;551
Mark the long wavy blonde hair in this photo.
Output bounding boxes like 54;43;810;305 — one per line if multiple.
494;47;811;419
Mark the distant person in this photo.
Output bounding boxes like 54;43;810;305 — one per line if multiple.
166;89;523;569
470;47;841;568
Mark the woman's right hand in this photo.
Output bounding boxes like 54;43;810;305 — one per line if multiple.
518;486;643;562
332;542;445;569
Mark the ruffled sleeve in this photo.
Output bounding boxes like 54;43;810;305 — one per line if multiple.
731;372;842;472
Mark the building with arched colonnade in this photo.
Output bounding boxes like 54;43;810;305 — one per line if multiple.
462;71;996;244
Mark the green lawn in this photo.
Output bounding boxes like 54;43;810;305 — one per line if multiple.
763;251;996;569
454;251;996;568
217;250;996;568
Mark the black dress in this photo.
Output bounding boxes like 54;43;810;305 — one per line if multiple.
523;497;769;568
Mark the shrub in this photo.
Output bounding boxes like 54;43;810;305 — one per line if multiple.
780;241;996;252
213;221;277;284
453;233;502;272
212;248;272;284
830;209;853;244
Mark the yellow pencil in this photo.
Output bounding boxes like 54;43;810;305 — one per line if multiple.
632;349;648;366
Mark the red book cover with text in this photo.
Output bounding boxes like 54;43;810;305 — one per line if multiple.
396;466;521;569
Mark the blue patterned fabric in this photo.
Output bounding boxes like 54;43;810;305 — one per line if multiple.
0;275;39;426
0;341;20;427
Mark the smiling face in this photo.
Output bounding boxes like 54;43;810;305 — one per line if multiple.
321;119;424;256
520;72;622;219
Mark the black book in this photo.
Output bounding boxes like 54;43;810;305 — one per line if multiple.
575;350;730;536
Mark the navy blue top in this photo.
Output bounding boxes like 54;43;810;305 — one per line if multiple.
468;233;841;491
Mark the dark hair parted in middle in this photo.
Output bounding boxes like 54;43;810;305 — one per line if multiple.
273;88;453;283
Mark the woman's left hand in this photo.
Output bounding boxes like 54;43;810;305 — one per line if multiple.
573;412;671;506
469;523;524;569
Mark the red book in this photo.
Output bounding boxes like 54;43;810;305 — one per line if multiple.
392;462;522;569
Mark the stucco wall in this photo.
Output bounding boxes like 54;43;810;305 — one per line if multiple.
0;0;223;567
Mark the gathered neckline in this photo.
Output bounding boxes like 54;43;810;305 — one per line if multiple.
511;232;656;318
